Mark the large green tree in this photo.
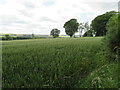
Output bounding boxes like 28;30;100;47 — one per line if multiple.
91;11;117;36
63;19;79;37
50;28;60;38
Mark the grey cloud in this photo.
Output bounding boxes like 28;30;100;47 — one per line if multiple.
79;12;96;22
39;16;57;22
22;1;36;9
86;2;118;12
18;10;34;18
0;15;28;26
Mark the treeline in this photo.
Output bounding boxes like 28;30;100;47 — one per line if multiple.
50;11;118;38
1;11;119;40
1;36;32;40
1;34;52;40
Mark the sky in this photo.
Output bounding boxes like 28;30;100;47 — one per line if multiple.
0;0;119;35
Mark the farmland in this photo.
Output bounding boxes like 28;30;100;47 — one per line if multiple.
2;37;118;88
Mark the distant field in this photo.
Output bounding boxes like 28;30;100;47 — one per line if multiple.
2;37;118;88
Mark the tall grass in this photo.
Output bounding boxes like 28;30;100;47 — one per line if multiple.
2;37;118;88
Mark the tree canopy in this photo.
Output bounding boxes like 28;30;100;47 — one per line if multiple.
63;19;79;37
79;22;90;37
91;11;118;36
83;29;93;37
50;28;60;38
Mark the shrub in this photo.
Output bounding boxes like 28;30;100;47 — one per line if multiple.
104;14;120;60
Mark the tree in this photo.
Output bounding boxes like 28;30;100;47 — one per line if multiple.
32;33;35;38
78;23;84;37
5;34;12;40
63;19;79;37
50;28;60;38
91;11;117;36
78;22;90;37
83;29;93;37
84;22;90;32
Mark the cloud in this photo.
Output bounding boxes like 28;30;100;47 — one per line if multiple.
42;0;55;6
85;2;118;13
21;1;36;9
0;0;118;35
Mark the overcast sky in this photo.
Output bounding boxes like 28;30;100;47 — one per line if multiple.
0;0;119;35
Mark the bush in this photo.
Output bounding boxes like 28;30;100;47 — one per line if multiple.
104;14;120;60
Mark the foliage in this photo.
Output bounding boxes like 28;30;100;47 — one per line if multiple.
1;35;53;40
83;29;93;37
2;36;32;40
104;14;120;59
50;28;60;38
63;19;79;37
4;34;13;40
78;23;85;37
79;62;118;88
32;33;34;38
91;11;117;36
78;22;90;37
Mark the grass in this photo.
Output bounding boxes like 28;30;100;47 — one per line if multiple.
2;37;119;88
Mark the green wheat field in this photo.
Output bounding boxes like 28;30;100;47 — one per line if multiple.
2;37;118;88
